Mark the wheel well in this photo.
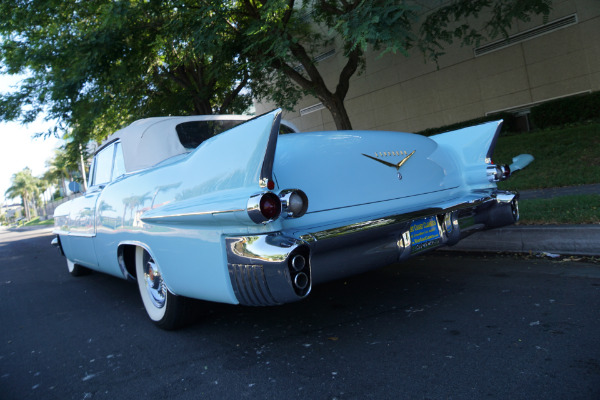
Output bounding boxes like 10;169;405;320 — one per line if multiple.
118;244;138;280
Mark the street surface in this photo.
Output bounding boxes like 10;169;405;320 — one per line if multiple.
1;227;599;400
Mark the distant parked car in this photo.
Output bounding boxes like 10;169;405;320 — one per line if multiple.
53;110;532;329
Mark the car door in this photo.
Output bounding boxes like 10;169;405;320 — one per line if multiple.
62;142;121;268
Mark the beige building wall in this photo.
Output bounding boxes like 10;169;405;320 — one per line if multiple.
255;0;600;132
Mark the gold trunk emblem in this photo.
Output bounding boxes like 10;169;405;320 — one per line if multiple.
362;150;415;180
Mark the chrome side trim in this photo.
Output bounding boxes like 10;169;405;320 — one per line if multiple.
52;231;96;238
141;208;245;221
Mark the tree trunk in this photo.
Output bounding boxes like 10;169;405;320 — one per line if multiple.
321;94;353;130
278;61;355;130
193;97;213;115
280;41;360;131
22;195;30;220
60;178;67;198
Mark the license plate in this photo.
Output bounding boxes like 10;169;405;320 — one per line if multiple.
409;216;441;253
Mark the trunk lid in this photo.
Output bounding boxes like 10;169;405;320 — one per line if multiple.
273;131;462;213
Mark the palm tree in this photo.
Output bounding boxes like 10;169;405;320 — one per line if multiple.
45;148;72;197
36;176;53;217
5;168;41;221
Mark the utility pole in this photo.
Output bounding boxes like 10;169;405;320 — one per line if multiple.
79;144;88;192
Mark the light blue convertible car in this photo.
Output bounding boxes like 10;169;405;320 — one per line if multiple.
53;109;532;329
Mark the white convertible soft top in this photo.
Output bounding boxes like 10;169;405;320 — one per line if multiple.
101;115;253;173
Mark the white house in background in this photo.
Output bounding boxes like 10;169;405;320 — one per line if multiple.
1;203;23;223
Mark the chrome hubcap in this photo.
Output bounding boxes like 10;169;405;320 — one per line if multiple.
144;259;166;309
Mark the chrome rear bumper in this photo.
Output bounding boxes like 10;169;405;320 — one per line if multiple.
226;190;518;306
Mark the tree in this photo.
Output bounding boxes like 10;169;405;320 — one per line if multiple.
0;0;253;144
0;0;554;137
202;0;552;130
36;176;50;205
43;144;91;197
5;168;41;221
44;149;71;198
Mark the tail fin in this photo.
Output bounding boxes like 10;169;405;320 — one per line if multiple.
429;120;502;165
187;109;282;191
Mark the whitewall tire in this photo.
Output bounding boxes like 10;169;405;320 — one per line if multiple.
135;246;189;330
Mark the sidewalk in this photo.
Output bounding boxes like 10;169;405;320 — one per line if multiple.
519;183;600;200
446;225;600;256
447;184;600;256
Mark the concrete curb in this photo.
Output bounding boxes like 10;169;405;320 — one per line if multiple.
2;225;54;232
444;224;600;256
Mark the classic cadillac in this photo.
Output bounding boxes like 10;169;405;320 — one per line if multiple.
52;109;532;329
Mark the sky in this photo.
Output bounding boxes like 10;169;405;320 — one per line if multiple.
0;74;63;204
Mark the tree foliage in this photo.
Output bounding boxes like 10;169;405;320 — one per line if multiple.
43;147;85;197
0;0;253;144
220;0;551;130
5;168;41;220
0;0;553;142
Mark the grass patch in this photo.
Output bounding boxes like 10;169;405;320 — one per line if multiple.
518;195;600;225
22;217;54;227
494;123;600;191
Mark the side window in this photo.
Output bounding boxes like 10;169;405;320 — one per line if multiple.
176;120;245;149
111;142;126;181
93;145;114;186
88;158;96;188
89;141;127;188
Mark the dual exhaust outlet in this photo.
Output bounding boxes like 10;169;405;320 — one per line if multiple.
289;250;311;296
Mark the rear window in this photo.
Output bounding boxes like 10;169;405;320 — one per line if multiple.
176;120;245;149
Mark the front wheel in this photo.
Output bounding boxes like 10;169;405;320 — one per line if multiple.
135;247;190;330
67;259;90;277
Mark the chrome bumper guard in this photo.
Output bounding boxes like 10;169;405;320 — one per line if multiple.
51;235;64;256
227;190;518;306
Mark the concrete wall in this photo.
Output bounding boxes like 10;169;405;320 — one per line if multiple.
255;0;600;132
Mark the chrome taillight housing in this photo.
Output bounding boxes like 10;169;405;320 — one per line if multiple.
279;189;308;218
247;189;308;224
487;164;510;182
247;192;282;224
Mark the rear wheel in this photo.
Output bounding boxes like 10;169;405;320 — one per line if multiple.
135;247;189;330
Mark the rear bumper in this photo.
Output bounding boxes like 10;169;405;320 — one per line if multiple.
226;190;519;306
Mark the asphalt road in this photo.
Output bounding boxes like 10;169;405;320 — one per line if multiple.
1;227;599;400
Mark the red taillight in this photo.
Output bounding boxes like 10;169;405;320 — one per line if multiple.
259;192;281;220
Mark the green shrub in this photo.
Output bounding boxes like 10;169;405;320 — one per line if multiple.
530;91;600;129
417;112;520;136
417;91;600;135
